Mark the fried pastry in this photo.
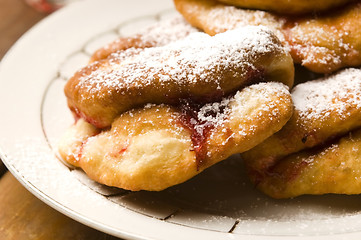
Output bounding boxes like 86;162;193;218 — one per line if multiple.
243;68;361;174
174;0;285;40
255;128;361;199
90;16;198;63
57;118;100;167
65;26;294;128
174;0;361;73
285;1;361;73
58;82;293;191
217;0;353;15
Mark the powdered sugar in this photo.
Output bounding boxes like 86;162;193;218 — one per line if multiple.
292;68;361;122
175;81;290;163
197;98;231;129
79;26;284;94
288;24;353;71
177;0;361;74
105;15;199;50
137;15;199;46
206;4;286;43
230;82;290;136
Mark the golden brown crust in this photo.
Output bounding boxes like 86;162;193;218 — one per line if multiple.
174;0;284;37
59;82;293;191
79;106;197;191
243;68;361;174
174;0;361;73
89;37;154;64
217;0;353;15
65;27;294;128
255;129;361;199
285;2;361;73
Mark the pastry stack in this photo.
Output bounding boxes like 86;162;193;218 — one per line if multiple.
59;0;361;198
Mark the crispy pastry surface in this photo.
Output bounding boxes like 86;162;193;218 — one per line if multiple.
243;68;361;173
255;128;361;199
65;26;294;128
241;68;361;198
174;0;361;73
217;0;353;15
58;82;293;191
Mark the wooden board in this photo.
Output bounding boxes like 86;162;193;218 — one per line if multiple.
0;162;5;177
0;172;120;239
0;0;46;58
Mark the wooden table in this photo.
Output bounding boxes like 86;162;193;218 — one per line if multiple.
0;0;120;239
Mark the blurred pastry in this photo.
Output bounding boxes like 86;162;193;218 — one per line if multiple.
243;68;361;172
217;0;353;15
254;128;361;198
174;0;361;73
243;68;361;198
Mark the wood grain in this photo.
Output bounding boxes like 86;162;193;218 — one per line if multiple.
0;163;5;177
0;172;119;240
0;0;46;59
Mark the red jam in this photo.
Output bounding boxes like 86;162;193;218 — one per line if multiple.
178;100;225;170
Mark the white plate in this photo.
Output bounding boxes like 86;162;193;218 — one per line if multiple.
1;0;361;239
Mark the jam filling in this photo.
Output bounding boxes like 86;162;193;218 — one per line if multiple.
72;66;267;169
254;134;346;185
178;99;228;170
72;106;105;129
176;68;265;170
